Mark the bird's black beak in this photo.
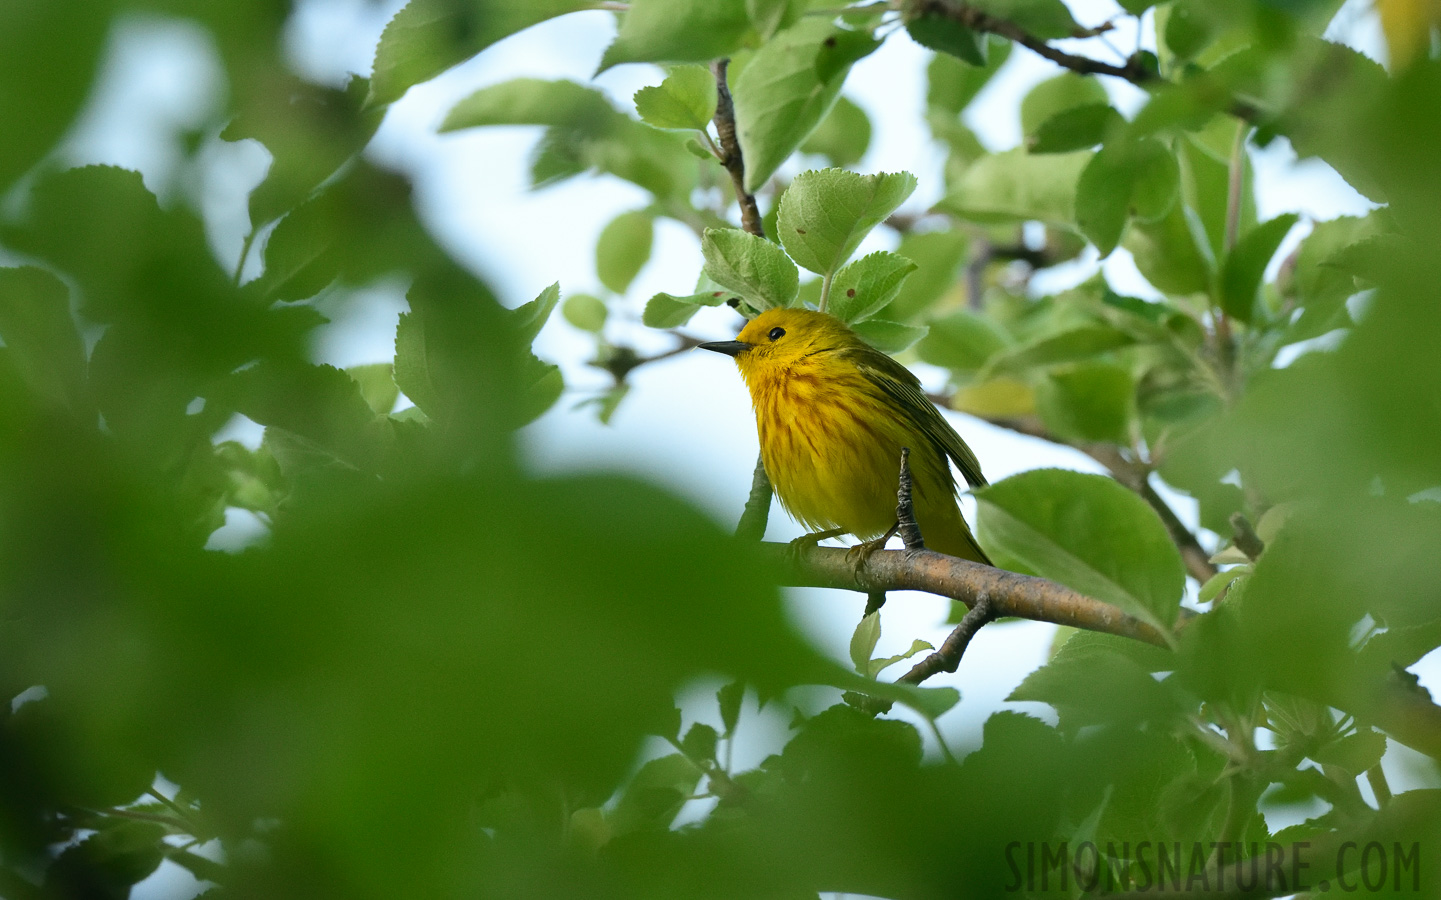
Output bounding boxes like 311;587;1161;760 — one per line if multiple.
698;340;751;357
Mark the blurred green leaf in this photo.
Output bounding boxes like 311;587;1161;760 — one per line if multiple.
1220;213;1299;322
799;96;872;167
0;0;112;191
976;469;1186;628
1311;728;1386;775
886;229;970;321
681;722;719;762
1198;566;1247;604
926;36;1012;116
597;210;655;294
643;290;727;328
851;319;929;353
562;293;609;332
718;681;745;734
441;78;617;131
702;227;800;311
1028;103;1124;154
733;18;881;191
346;363;400;416
906;12;987;65
827;252;917;324
1009;630;1181;730
600;0;750;70
1036;361;1135;444
916;309;1011;371
938;148;1090;227
608;754;704;836
972;0;1083;39
777;169;917;277
0;267;87;411
1076;138;1179;255
849;611;882;674
984;324;1133;377
634;65;718;131
1020;73;1110;139
369;0;592;105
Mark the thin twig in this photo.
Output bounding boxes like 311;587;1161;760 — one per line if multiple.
914;0;1155;85
899;591;994;684
710;59;765;239
896;448;925;551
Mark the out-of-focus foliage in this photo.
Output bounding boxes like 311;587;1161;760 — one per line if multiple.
3;0;1441;897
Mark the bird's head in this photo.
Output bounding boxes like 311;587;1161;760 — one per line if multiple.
699;308;860;382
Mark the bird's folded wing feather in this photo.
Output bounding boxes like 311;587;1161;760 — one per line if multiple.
843;347;988;489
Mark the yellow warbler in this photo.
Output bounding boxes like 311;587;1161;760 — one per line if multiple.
701;307;991;564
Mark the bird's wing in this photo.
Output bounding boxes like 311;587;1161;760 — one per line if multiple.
842;346;989;489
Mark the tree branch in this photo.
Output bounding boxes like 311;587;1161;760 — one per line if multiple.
898;591;994;684
913;0;1156;85
766;541;1441;760
711;57;774;540
710;59;765;240
767;542;1169;647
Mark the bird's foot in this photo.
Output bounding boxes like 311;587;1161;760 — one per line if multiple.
845;522;900;576
785;528;847;566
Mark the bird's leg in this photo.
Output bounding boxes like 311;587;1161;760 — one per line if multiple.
785;528;847;566
895;447;925;551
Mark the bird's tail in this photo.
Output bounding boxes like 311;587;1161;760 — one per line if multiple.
922;501;994;566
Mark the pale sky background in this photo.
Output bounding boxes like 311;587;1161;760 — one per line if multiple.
52;1;1438;895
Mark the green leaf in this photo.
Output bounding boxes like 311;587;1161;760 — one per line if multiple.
971;0;1083;39
346;363;401;416
1311;728;1387;775
606;754;703;836
906;12;986;66
1198;566;1247;604
1123;198;1213;297
916;309;1011;372
827;252;917;324
1284;212;1387;340
865;638;934;679
887;229;970;321
1220;213;1299;323
600;0;750;70
1009;630;1181;729
776;169;917;278
701;228;799;311
976;469;1186;628
849;611;882;674
1028;103;1124;154
0;0;112;191
733;18;881;192
642;291;727;328
441;78;617;131
937;148;1090;227
984;324;1133;377
926;36;1012;116
369;0;593;106
1076;138;1179;255
851;319;929;353
799;96;872;168
0;266;87;409
1035;361;1135;444
717;681;744;734
680;722;719;762
562;294;609;332
1020;73;1109;139
633;65;718;131
514;282;561;344
596;210;655;294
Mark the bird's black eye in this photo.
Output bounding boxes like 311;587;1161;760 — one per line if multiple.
768;326;786;341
